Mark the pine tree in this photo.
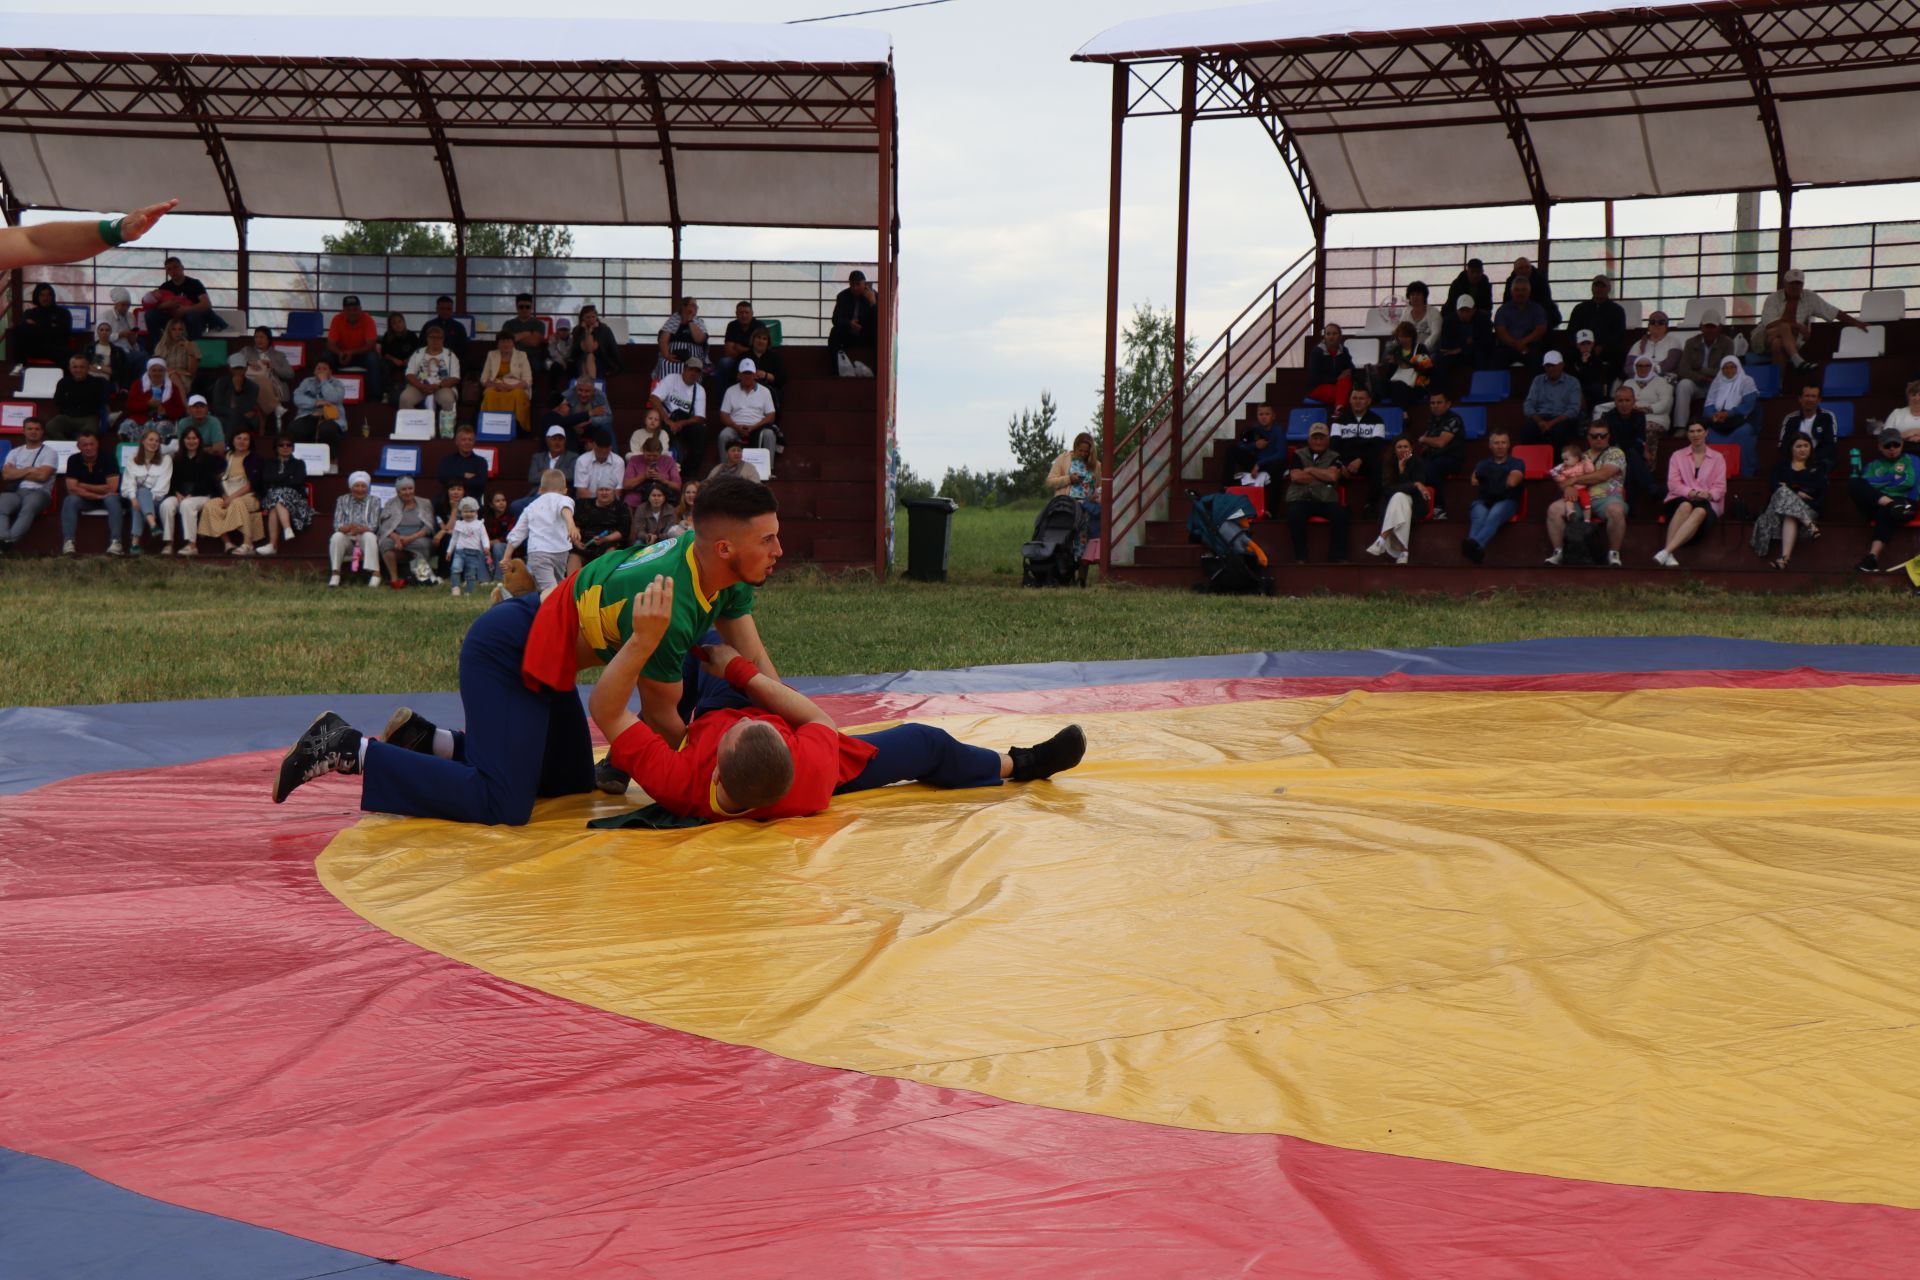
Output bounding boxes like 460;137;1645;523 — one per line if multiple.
1007;391;1062;497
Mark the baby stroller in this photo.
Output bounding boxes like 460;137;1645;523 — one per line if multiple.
1022;495;1088;587
1186;489;1273;595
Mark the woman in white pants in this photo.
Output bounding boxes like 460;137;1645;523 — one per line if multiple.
329;470;382;588
158;424;219;554
1364;437;1433;566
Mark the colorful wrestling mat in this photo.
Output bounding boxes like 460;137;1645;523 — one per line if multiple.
7;637;1920;1278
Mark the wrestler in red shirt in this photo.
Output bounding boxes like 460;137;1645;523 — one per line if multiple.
589;577;1087;822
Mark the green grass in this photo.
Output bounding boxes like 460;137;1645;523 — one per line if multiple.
1;501;1913;707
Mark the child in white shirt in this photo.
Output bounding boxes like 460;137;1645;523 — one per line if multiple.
505;467;582;591
446;496;492;597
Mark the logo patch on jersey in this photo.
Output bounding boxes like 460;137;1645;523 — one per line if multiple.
614;540;678;573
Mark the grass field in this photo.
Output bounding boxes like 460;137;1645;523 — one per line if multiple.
2;499;1914;707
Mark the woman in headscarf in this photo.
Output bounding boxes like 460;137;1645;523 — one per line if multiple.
125;357;186;436
1693;353;1760;475
106;286;139;353
1620;353;1674;439
329;470;382;588
1621;310;1683;379
16;282;73;364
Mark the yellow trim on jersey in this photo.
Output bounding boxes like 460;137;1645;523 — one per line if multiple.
685;540;716;612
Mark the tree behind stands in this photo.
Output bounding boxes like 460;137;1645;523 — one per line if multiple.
1007;391;1062;497
320;221;575;257
1089;305;1193;463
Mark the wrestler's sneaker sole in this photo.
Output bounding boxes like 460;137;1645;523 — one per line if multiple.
1010;724;1087;782
381;707;438;755
594;761;632;795
272;711;362;804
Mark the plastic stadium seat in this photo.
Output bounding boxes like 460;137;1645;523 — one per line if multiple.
1680;297;1727;328
1454;405;1488;439
1511;444;1554;478
67;304;92;332
1343;336;1381;366
1308;485;1346;524
1375;406;1405;435
1859;289;1906;323
1225;485;1267;518
1361;306;1393;334
1822;361;1872;399
1743;361;1781;399
1830;401;1856;437
1287;407;1329;441
284;310;325;339
1838;326;1886;359
194;338;228;371
1618;297;1644;330
1462;370;1510;403
1708;442;1742;478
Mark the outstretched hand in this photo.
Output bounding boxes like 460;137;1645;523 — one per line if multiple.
694;642;742;678
121;199;178;244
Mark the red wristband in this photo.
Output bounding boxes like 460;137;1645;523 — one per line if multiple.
723;656;760;692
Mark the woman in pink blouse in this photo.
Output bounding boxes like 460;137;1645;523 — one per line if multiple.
1654;420;1727;568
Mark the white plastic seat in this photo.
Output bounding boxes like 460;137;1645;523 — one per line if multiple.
1838;325;1887;358
17;367;61;398
1359;306;1393;335
1343;336;1381;366
1618;297;1644;330
1679;297;1727;329
1859;290;1906;323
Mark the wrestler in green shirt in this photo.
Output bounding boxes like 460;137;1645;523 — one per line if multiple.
574;528;756;683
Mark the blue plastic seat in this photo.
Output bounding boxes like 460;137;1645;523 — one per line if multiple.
1822;361;1872;400
1461;370;1510;403
1287;407;1329;441
284;310;325;340
1374;406;1405;435
1743;361;1781;400
1829;401;1856;437
1454;405;1488;439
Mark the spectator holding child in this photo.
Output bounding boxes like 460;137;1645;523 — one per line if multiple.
1545;422;1628;567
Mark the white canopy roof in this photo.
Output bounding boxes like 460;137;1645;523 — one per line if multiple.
1076;0;1920;215
0;15;895;231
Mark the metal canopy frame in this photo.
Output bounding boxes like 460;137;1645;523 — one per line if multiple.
1077;0;1920;574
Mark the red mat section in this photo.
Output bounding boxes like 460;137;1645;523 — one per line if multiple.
5;671;1920;1277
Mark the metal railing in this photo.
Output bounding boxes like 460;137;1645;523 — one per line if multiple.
18;249;876;344
1106;251;1315;568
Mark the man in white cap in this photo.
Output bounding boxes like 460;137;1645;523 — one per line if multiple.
1672;313;1734;431
1567;274;1626;374
328;471;383;588
1754;268;1868;375
1523;349;1583;449
1569;327;1612;410
717;356;779;456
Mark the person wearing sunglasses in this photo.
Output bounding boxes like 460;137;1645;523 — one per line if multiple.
1545;423;1629;567
1850;424;1920;573
498;293;550;380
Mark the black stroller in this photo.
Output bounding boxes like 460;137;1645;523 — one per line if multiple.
1186;489;1273;595
1022;495;1088;587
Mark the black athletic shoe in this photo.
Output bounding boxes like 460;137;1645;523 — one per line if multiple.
272;711;362;804
594;761;632;795
381;706;438;755
1858;553;1880;574
1010;724;1087;783
1461;537;1484;564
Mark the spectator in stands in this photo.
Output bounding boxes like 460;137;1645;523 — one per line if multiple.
1523;350;1582;447
1624;310;1683;379
400;327;460;416
15;282;73;365
1569;329;1612;411
420;297;468;350
59;428;124;556
1654;421;1727;568
706;445;764;490
1282;423;1349;563
48;352;107;441
1369;321;1432;409
1752;434;1827;569
378;475;438;588
1884;380;1920;447
545;376;613;450
515;426;577;518
1545;421;1628;568
120;427;171;552
497;295;548;381
1672;314;1733;430
718;358;779;454
829;272;878;377
746;324;785;409
1568;275;1626;374
1695;353;1759;475
329;470;381;588
572;484;628;566
1446;257;1493;318
567;305;623;380
573;428;624;500
628;404;670;458
291;360;348;446
629;483;675;548
504;467;581;591
1228;404;1280;478
379;313;419;404
623;435;682;510
1418;388;1466;515
1461;428;1525;563
158;425;218;555
1436;295;1489;378
480;332;533;434
89;320;133;387
1402;281;1442;353
1493;278;1551;376
1777;383;1839;470
1365;437;1431;566
1619;354;1674;441
656;296;708;380
667;479;700;538
1503;256;1560;328
143;256;216;342
237;327;293;420
1329;386;1387;510
0;417;57;549
106;287;138;353
153;316;201;388
124;358;186;440
1852;425;1920;572
200;429;264;555
443;496;492;597
1754;268;1867;374
432;480;469;541
547;318;573;372
717;300;757;384
484;489;513;581
255;433;311;555
325;295;383;402
1305;323;1355;406
211;363;264;436
437;425;491;501
652;354;711;475
178;394;225;457
1597;383;1656;502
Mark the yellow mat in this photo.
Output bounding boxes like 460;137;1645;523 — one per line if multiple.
318;685;1920;1207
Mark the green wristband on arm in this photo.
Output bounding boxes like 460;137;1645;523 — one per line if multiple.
97;217;127;247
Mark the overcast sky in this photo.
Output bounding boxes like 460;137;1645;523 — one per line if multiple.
10;0;1914;477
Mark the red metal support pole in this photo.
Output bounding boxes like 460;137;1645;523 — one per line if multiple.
1779;187;1794;274
1098;63;1125;578
453;220;467;314
235;217;250;330
1310;208;1328;342
872;71;894;579
1170;55;1196;491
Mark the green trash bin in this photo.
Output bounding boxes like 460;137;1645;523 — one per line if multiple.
903;497;958;582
